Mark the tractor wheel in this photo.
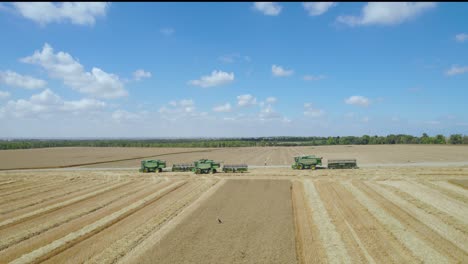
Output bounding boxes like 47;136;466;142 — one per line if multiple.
311;165;316;170
144;168;148;173
196;169;201;174
298;164;303;170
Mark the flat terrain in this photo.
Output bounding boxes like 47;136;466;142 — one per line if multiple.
0;166;467;263
2;145;468;170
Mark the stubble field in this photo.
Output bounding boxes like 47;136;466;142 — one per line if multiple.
0;165;467;263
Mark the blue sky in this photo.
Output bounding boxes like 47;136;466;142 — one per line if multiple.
0;2;467;138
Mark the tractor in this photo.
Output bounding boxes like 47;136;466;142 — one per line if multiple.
291;155;322;170
192;159;220;174
139;159;166;173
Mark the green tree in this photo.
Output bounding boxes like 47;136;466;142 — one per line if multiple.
449;134;463;144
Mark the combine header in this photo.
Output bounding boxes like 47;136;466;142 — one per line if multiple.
327;159;358;169
139;160;166;173
192;159;221;174
222;164;248;173
292;155;322;170
172;163;195;172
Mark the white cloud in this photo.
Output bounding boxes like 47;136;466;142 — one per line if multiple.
1;89;106;118
303;74;326;81
160;27;175;36
303;2;336;16
21;43;127;99
337;2;436;26
0;91;10;99
133;69;151;81
112;110;144;123
265;97;277;104
188;70;234;88
272;64;293;77
237;94;257;107
159;99;196;115
0;70;46;89
345;95;370;107
213;103;232;113
11;2;109;26
445;65;468;76
259;105;281;120
253;2;282;16
304;103;325;117
455;33;468;43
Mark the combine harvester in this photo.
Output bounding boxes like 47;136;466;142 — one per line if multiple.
291;155;323;170
327;159;358;169
222;164;248;173
192;159;221;174
139;159;166;173
172;163;195;172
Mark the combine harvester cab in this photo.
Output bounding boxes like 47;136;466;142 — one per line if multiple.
222;164;248;173
327;159;358;169
139;159;166;173
291;155;322;170
193;159;220;174
172;163;195;172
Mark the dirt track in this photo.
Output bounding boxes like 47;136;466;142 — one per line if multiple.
0;167;467;263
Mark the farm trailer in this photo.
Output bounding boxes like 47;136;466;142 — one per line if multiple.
327;159;358;169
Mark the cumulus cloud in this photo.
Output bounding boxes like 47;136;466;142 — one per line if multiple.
11;2;109;26
303;2;336;16
159;99;196;115
21;43;127;99
265;97;277;104
303;74;326;81
112;109;145;123
133;69;151;81
0;89;106;118
188;70;234;88
160;27;175;36
237;94;257;107
272;64;293;77
337;2;436;26
213;103;232;113
0;70;46;89
445;65;468;76
0;91;10;99
304;103;325;117
455;33;468;43
345;95;370;107
253;2;282;16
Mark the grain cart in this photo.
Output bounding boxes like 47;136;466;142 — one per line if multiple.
291;155;322;170
192;159;220;174
139;159;166;173
172;163;195;172
223;164;248;173
327;159;358;169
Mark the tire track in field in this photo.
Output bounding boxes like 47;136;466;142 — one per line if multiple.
303;180;351;264
0;181;151;253
368;182;468;253
0;180;112;217
355;181;468;262
0;180;66;199
316;181;419;263
88;180;218;264
292;181;327;264
0;181;132;229
381;181;468;233
343;181;449;264
9;180;187;264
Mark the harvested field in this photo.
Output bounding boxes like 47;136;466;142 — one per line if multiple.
2;145;468;170
0;166;467;263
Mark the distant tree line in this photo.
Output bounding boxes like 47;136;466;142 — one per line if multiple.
0;133;466;150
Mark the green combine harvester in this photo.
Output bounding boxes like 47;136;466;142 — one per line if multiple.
292;155;322;170
192;159;220;174
222;164;248;173
327;159;358;169
139;159;166;173
172;163;195;172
